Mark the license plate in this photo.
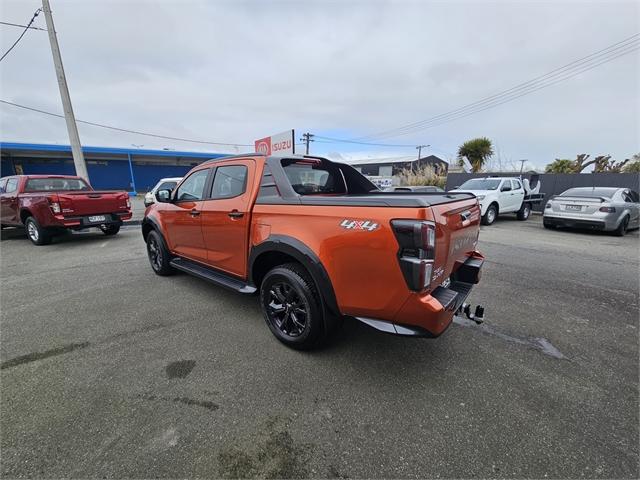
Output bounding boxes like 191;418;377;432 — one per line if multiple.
565;205;582;211
88;215;106;223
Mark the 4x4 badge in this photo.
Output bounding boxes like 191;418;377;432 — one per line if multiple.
340;219;379;231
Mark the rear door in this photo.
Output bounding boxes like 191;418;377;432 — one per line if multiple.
200;160;255;277
0;177;20;225
162;168;211;262
622;189;640;227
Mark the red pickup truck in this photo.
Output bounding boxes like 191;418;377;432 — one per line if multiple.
0;175;132;245
142;154;485;349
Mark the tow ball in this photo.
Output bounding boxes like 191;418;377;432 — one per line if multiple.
459;303;485;325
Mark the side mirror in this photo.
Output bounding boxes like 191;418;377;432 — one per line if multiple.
501;185;512;192
156;189;172;203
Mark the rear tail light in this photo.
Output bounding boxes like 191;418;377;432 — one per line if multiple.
391;220;436;291
126;197;131;209
599;206;615;213
47;196;61;214
545;202;552;209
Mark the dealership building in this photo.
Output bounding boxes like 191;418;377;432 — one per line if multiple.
0;142;228;193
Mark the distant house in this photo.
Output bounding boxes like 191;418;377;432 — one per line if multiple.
347;155;448;176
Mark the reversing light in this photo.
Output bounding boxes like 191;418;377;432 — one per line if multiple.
391;220;437;291
126;197;131;208
50;202;61;214
599;206;615;213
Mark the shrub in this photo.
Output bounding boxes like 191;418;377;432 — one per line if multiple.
397;165;447;189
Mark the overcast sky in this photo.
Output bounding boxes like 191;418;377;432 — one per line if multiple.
1;0;638;170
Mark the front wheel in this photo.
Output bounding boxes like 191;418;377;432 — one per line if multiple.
100;224;121;236
516;203;531;221
25;217;52;245
481;204;498;225
260;263;325;350
146;230;174;275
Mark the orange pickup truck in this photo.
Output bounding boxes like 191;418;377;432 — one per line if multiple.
142;154;484;349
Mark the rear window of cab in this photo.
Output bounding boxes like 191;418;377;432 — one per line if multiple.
281;159;346;195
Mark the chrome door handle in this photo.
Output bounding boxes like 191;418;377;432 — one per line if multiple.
228;210;244;218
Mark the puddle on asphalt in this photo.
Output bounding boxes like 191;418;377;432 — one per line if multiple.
165;360;196;379
453;316;566;359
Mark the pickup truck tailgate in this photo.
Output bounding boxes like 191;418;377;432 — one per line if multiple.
430;197;481;285
57;191;129;216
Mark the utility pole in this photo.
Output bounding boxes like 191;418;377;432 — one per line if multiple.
300;133;314;154
518;159;527;173
41;0;88;180
415;144;429;172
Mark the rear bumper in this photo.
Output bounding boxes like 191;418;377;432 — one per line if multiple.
543;216;606;231
48;211;132;229
355;253;484;337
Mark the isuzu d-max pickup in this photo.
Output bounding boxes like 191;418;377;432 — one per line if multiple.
142;154;484;349
0;175;132;245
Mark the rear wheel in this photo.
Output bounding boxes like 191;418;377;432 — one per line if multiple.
146;230;174;275
613;216;629;237
481;204;498;225
100;224;121;236
543;218;554;229
516;203;531;221
25;217;52;245
260;263;325;350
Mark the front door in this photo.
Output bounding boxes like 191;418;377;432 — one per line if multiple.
200;160;255;277
162;168;211;262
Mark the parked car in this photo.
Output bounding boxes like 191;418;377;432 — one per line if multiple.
384;185;444;192
0;175;132;245
144;177;182;207
142;154;485;349
450;176;544;225
543;187;639;236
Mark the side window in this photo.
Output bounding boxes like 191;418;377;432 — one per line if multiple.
500;180;511;191
512;179;522;190
0;178;7;193
211;165;247;199
175;170;209;201
5;178;18;193
622;191;634;203
630;190;640;203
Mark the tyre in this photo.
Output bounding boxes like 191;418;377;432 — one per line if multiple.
146;230;174;275
25;216;52;245
481;204;498;225
100;224;121;236
260;263;326;350
543;219;554;229
516;203;531;221
613;216;629;237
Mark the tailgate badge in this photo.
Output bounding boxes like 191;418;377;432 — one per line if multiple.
340;219;379;231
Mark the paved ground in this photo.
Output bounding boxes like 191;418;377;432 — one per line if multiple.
1;216;638;478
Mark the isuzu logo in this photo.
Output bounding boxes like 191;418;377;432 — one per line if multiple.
340;219;379;231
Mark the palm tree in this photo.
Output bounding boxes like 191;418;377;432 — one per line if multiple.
545;159;576;173
457;137;494;173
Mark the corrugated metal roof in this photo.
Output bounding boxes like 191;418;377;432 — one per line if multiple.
346;154;447;166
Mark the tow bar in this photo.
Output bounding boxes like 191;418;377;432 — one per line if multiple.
458;303;485;324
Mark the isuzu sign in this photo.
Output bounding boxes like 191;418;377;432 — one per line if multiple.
255;130;295;156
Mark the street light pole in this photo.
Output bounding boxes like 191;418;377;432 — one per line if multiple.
41;0;88;180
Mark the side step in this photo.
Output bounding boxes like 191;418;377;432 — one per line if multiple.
169;257;256;294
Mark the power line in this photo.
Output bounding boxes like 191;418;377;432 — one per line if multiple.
0;100;254;147
0;8;43;62
313;135;419;148
0;21;47;31
351;33;640;141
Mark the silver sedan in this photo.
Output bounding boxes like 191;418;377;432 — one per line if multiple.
543;187;639;236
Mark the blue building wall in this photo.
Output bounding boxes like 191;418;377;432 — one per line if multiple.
1;143;230;191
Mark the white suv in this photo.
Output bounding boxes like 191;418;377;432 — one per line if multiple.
144;177;182;207
451;177;528;225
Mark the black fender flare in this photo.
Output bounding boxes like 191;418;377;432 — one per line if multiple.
249;235;340;318
141;216;161;240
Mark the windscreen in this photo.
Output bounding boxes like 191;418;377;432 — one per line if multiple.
282;159;347;195
561;188;615;199
24;178;91;192
458;179;501;190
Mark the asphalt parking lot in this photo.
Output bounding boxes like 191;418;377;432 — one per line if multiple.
1;216;638;479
